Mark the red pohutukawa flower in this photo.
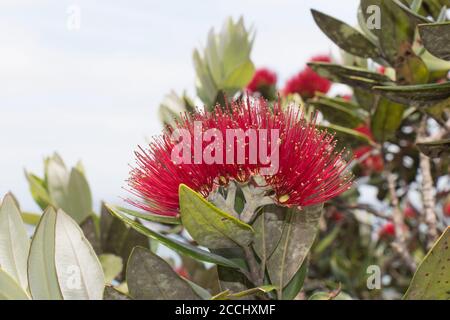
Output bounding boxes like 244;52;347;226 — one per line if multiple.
246;68;277;93
283;55;332;99
128;98;353;217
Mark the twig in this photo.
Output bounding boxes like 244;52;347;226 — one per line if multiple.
416;118;438;249
387;172;417;273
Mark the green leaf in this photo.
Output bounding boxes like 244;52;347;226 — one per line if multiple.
404;227;450;300
309;97;365;128
54;209;105;300
419;22;450;61
111;205;181;225
127;247;201;300
99;254;123;284
100;203;128;255
185;279;212;300
179;184;254;249
311;9;380;59
158;90;195;126
253;206;285;263
392;0;429;25
80;215;101;254
395;49;429;85
309;291;353;300
282;260;308;300
24;171;51;210
105;204;242;269
27;207;63;300
319;123;374;147
373;82;450;106
266;205;323;296
308;62;392;90
46;155;93;224
371;97;406;142
21;212;42;226
103;285;131;300
65;168;93;224
0;193;30;290
424;96;450;126
416;139;450;158
212;285;277;300
0;268;30;300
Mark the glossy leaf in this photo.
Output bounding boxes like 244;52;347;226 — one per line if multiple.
127;247;201;300
105;204;242;269
308;62;392;90
404;227;450;300
0;193;30;290
112;205;181;225
27;207;63;300
179;184;254;249
309;98;365;128
373;82;450;106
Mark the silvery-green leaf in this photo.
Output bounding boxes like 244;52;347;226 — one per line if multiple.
0;193;30;290
126;247;201;300
54;209;105;300
0;268;30;300
28;207;63;300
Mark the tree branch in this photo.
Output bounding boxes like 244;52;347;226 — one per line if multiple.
387;172;417;273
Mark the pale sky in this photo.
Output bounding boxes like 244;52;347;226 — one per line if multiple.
0;0;360;212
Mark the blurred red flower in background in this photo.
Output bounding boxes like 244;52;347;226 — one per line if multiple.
379;222;396;238
403;205;417;220
444;201;450;217
282;55;332;99
246;68;277;93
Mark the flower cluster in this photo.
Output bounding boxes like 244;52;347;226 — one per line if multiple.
246;68;277;94
128;98;353;217
283;55;332;99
